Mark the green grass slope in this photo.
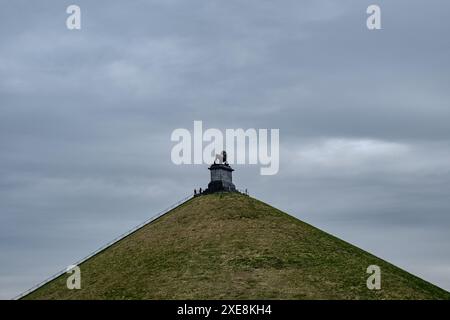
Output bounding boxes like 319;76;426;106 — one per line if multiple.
25;193;450;299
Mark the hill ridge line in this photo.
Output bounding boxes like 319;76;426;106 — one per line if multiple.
14;194;194;300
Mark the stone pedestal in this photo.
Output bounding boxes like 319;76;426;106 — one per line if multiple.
205;163;236;193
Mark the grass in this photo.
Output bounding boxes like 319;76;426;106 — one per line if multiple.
24;192;450;299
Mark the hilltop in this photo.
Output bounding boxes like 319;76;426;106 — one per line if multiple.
24;193;450;299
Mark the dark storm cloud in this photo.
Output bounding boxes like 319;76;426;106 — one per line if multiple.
1;0;450;298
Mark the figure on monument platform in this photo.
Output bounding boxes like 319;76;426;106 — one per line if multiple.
214;150;227;165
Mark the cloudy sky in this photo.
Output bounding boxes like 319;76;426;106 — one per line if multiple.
1;0;450;298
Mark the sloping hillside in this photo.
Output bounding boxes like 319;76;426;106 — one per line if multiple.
24;193;450;299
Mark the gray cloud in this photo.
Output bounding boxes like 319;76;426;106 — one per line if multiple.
1;0;450;298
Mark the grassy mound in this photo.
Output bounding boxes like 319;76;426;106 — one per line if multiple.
25;193;450;299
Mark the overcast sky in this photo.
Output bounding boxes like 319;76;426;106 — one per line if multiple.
1;0;450;299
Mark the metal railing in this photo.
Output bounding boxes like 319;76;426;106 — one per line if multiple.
13;193;193;300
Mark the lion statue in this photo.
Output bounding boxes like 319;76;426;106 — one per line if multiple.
214;150;227;164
